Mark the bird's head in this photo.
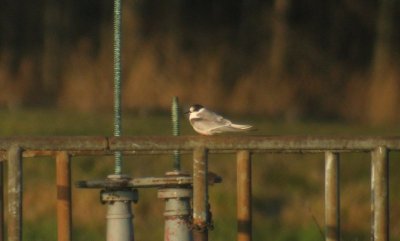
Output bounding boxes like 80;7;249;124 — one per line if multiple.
185;104;204;114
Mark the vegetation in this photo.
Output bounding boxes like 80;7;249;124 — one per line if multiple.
1;0;400;123
1;110;400;241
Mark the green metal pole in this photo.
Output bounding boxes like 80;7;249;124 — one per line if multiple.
113;0;122;175
171;97;181;171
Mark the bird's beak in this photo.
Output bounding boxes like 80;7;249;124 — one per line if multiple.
184;111;190;115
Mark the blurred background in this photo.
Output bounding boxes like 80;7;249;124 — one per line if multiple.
1;0;400;241
0;0;399;124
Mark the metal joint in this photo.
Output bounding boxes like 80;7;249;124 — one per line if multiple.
101;189;139;204
191;203;214;231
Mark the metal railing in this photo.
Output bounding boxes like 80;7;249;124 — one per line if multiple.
0;135;397;241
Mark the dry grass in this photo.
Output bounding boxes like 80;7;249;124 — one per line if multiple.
1;29;400;124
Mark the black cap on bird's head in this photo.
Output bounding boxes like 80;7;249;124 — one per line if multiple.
189;104;204;113
185;104;204;114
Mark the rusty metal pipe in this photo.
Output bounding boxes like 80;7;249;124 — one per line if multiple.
7;145;23;241
0;159;4;241
237;150;252;241
371;146;389;241
56;152;72;241
109;136;400;152
193;147;208;241
2;136;400;153
325;152;340;241
0;136;108;151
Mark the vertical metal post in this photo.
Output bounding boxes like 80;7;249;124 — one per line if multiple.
371;146;389;241
7;146;22;241
0;159;4;241
56;152;72;241
325;151;340;241
102;189;137;241
158;187;193;241
102;175;138;241
105;198;134;241
237;150;252;241
193;147;209;241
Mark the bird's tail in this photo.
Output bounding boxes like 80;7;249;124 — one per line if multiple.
231;124;253;131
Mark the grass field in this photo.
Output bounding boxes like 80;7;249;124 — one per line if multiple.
1;109;400;241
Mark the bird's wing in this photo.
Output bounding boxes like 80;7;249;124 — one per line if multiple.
198;109;230;122
190;110;232;132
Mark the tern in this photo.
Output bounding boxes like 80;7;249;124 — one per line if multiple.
186;104;253;135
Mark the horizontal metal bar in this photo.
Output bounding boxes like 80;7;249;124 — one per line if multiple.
0;136;108;151
0;149;383;159
1;136;400;153
110;136;400;151
76;176;193;189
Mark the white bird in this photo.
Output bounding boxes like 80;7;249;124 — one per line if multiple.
186;104;253;135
